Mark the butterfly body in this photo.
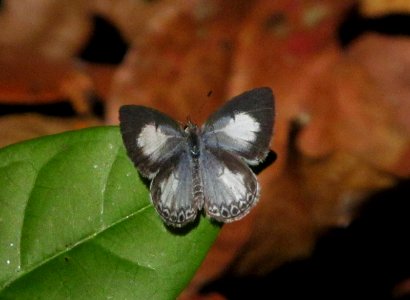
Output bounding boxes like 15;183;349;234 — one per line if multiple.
120;87;274;227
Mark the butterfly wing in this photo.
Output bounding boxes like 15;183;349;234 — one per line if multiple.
199;147;259;222
119;105;185;179
119;87;275;227
150;152;201;227
201;87;274;165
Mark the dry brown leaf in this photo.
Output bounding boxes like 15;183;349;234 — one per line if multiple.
360;0;410;17
0;114;102;148
0;1;118;108
0;1;91;105
298;33;410;176
0;0;91;60
0;52;72;103
348;34;410;134
106;0;254;124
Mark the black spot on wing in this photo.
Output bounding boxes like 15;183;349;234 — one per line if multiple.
206;190;258;223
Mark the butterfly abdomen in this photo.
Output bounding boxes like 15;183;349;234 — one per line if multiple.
192;157;205;209
185;124;205;210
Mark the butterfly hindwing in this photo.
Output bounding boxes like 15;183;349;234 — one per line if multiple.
150;152;202;227
119;105;185;179
200;147;259;222
201;87;274;165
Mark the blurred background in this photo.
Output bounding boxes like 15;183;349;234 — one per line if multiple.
1;0;409;299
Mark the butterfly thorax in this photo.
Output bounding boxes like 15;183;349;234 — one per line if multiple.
185;121;201;158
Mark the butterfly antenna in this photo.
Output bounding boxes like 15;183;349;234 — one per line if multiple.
191;89;214;123
200;90;213;112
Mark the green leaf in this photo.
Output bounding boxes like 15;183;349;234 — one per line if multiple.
0;126;219;299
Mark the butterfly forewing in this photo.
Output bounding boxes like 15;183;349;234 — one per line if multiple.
200;147;259;222
201;87;274;165
119;105;185;178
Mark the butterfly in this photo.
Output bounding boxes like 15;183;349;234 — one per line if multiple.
119;87;275;227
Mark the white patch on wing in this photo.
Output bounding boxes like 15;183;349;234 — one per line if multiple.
219;113;260;145
137;124;170;158
159;172;179;206
218;167;246;199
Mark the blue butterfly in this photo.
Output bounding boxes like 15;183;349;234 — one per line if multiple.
119;87;275;227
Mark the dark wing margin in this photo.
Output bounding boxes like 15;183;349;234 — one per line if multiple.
119;105;184;179
201;87;274;165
